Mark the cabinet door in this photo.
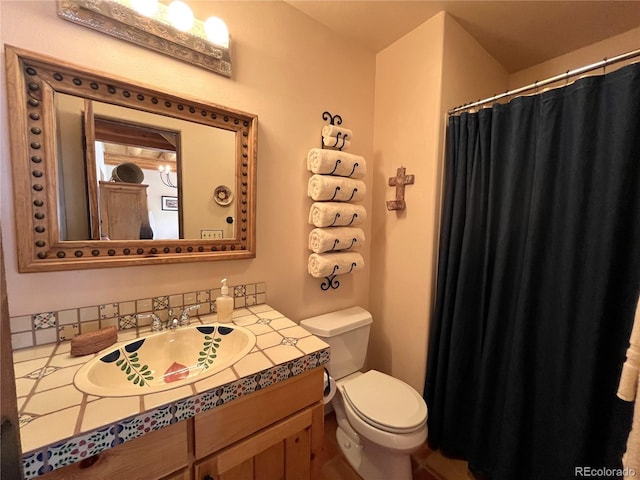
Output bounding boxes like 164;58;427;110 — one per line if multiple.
195;407;313;480
99;181;150;240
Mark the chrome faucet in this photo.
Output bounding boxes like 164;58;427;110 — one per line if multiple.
178;304;201;327
136;312;163;332
137;304;201;332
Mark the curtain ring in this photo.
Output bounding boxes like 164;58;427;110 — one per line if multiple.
534;80;539;94
565;71;570;85
603;57;607;74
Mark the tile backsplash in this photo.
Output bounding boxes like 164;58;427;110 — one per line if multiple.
10;281;267;350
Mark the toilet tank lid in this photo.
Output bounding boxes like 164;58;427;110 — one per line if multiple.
300;306;372;337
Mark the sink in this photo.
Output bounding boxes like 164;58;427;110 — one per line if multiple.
74;324;256;397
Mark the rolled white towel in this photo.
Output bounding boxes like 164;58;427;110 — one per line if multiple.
322;125;353;139
309;202;367;227
622;379;640;479
323;134;351;150
309;227;365;253
306;148;366;179
619;296;640;401
308;252;365;278
308;174;365;202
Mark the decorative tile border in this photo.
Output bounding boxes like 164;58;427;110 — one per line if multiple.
10;282;267;350
21;348;329;479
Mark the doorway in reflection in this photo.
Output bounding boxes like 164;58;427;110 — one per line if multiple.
94;117;181;240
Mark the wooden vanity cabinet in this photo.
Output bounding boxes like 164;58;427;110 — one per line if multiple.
193;366;324;459
36;367;324;480
194;407;313;480
193;367;325;480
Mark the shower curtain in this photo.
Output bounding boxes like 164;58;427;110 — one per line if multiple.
424;62;640;480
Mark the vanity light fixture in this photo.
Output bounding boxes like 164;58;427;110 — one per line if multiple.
57;0;232;77
159;164;178;189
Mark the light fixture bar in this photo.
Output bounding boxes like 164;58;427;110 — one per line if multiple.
57;0;232;77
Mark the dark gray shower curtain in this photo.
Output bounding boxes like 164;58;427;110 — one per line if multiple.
424;62;640;480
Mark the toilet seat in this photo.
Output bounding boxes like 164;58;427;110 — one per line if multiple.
340;370;427;434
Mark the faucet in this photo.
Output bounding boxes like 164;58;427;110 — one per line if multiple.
178;304;201;327
136;313;163;332
137;304;201;332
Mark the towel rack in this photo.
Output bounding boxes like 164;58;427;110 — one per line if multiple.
307;112;367;290
323;111;342;125
321;274;341;290
320;262;358;290
328;213;359;227
329;238;358;252
322;111;349;151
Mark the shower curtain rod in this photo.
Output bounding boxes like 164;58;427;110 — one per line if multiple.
449;48;640;115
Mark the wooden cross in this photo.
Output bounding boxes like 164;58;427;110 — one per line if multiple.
386;166;415;211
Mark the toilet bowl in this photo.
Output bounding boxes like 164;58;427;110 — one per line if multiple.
300;307;428;480
331;371;427;480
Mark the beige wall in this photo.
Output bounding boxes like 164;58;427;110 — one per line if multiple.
509;26;640;89
369;12;508;392
0;1;374;319
369;13;445;392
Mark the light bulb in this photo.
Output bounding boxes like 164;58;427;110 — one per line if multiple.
204;16;229;48
167;1;194;32
131;0;158;17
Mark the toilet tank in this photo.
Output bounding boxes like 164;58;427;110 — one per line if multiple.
300;306;372;380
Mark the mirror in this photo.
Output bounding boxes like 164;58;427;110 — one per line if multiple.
56;95;237;242
5;45;257;272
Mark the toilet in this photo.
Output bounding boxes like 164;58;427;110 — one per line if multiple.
301;306;427;480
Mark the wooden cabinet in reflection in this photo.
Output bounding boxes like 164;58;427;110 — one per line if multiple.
99;181;152;240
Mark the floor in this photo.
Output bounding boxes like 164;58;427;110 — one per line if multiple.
319;411;472;480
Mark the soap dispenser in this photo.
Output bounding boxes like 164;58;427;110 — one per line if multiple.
216;278;234;323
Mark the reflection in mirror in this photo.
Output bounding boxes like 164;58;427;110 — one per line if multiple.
95;117;180;240
55;94;237;242
5;45;257;272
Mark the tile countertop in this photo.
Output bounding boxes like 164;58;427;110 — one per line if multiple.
13;305;330;479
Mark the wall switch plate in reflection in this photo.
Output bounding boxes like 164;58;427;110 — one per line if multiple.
201;229;224;239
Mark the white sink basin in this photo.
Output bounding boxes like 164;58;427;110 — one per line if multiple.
74;324;256;397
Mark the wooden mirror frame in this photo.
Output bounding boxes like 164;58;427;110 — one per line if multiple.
5;45;257;272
